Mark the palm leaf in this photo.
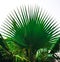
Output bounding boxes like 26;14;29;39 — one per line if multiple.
1;7;60;52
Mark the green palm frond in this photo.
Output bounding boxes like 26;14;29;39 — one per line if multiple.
1;7;60;51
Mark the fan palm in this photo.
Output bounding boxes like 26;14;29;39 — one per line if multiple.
1;7;60;61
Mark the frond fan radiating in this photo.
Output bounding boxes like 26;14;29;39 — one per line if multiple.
1;7;60;51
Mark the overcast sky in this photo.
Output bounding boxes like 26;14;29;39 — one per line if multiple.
0;0;60;27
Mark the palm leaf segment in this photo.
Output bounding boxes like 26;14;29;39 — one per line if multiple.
1;7;60;51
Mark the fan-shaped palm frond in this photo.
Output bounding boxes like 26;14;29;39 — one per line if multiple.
1;7;60;52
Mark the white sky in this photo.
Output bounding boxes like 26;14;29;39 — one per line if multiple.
0;0;60;27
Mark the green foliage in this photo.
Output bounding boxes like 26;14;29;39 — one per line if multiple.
0;7;60;62
0;34;28;62
0;34;9;51
6;40;28;61
36;48;53;62
1;7;60;51
0;45;13;62
51;38;60;53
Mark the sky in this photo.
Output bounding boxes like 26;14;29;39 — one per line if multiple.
0;0;60;27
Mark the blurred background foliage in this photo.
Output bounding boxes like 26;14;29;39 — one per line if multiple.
0;34;60;62
0;34;28;62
